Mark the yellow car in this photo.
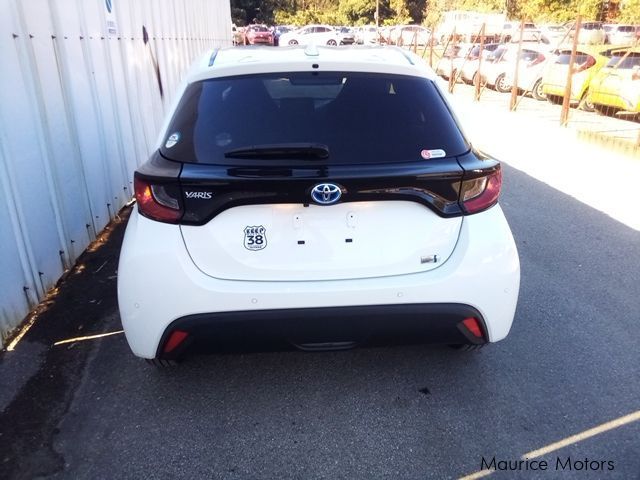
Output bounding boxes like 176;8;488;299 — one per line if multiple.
587;48;640;115
541;46;617;111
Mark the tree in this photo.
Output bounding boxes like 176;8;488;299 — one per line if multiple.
618;0;640;22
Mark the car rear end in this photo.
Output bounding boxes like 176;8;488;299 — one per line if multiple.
118;47;520;361
246;25;274;45
588;50;640;113
504;49;550;99
542;47;605;102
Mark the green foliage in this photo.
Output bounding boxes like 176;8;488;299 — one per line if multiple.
233;0;622;27
618;0;640;23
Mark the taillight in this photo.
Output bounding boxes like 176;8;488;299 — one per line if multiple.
528;53;545;67
460;167;502;214
134;175;183;223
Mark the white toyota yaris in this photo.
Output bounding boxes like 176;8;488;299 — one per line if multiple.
117;45;520;365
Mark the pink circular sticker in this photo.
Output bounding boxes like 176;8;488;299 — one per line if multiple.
420;149;431;160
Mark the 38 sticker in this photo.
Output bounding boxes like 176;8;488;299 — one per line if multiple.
244;226;267;251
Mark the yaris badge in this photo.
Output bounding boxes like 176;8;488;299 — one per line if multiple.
311;183;342;205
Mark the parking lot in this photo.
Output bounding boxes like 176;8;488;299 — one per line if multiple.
1;95;639;479
444;79;640;148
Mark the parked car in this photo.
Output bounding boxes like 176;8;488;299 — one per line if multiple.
279;25;345;46
391;25;432;46
588;48;640;115
244;24;274;46
482;45;548;93
356;25;381;45
435;44;474;80
569;21;606;45
457;43;501;84
118;46;520;364
607;25;640;46
501;22;539;42
273;25;294;46
603;23;616;43
539;24;570;45
541;45;614;110
231;24;244;46
503;48;554;100
336;26;356;45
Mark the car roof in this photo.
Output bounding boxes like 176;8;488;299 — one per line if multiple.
188;46;436;83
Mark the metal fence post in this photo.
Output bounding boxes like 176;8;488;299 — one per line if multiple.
474;23;486;101
448;27;457;93
428;26;435;66
510;19;525;111
561;16;581;127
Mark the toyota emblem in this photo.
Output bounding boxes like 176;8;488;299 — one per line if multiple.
310;183;342;205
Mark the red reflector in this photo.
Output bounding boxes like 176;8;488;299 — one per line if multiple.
163;330;189;353
462;317;484;338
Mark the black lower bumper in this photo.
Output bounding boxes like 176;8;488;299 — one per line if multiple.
157;303;487;359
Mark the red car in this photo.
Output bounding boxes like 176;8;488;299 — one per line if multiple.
244;25;274;45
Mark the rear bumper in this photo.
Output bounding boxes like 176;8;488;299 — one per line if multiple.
157;303;487;359
118;205;520;359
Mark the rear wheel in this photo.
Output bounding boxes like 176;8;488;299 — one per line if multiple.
288;39;298;45
579;90;595;112
547;94;563;105
494;73;510;93
326;39;337;46
145;358;178;368
449;343;486;351
531;78;546;101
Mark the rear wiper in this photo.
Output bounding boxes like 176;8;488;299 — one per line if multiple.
224;143;329;160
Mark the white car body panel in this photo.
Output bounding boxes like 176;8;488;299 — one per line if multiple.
118;206;520;358
181;201;462;281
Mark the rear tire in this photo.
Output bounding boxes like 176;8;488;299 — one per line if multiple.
449;344;486;351
547;94;563;105
145;358;178;368
579;90;595;112
327;39;337;46
494;73;510;93
531;78;546;101
288;39;298;45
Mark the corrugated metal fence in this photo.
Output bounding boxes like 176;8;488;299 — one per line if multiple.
0;0;231;345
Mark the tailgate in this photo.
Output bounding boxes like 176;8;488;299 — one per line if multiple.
181;201;461;281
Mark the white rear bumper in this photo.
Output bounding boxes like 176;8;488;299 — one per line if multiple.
118;205;520;358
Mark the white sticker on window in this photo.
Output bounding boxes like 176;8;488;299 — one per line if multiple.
421;149;446;160
244;226;267;251
165;132;181;149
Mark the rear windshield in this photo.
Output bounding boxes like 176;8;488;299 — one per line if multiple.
555;52;591;65
161;72;469;165
606;52;640;68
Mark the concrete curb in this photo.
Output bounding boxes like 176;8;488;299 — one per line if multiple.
576;129;640;159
